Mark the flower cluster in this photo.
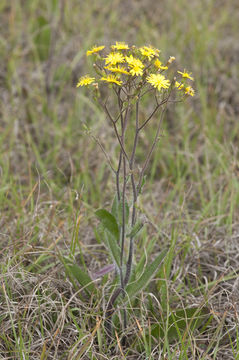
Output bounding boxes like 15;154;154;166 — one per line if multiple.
173;69;195;96
77;43;195;97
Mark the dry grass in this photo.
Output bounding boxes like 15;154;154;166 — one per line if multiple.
1;224;239;359
1;0;239;358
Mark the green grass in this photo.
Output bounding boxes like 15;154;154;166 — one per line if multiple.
1;0;239;358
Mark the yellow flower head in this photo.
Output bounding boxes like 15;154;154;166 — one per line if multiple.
154;59;168;70
100;74;122;86
111;42;129;50
105;52;125;65
139;46;160;60
184;86;195;96
86;45;105;56
129;65;144;76
167;56;176;64
76;75;95;87
125;55;144;76
125;55;143;67
105;65;130;75
175;81;184;90
146;73;170;91
177;69;194;81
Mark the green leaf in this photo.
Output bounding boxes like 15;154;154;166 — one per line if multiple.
95;224;121;269
111;195;118;220
105;231;121;269
68;264;95;295
95;209;119;240
125;248;168;301
126;221;144;238
62;258;96;296
111;195;129;226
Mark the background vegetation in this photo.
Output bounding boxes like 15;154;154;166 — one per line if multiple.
0;0;239;359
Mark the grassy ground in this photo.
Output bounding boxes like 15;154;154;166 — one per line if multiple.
1;0;239;359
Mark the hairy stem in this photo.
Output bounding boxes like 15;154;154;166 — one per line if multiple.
116;152;122;201
124;99;140;286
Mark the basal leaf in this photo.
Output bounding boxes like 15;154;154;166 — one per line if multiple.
111;195;118;220
126;221;144;238
94;224;121;270
95;209;119;240
62;257;96;296
67;263;96;295
106;231;121;270
125;248;168;301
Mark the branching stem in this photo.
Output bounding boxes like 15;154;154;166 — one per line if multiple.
104;86;172;338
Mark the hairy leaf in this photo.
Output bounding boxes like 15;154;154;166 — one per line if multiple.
95;209;119;240
125;248;168;301
106;231;121;269
95;224;121;269
62;258;96;296
126;221;144;238
111;195;129;226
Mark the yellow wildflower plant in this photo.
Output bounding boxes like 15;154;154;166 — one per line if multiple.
105;52;125;66
184;85;195;96
111;42;129;50
86;45;105;56
139;46;160;60
76;75;95;87
154;59;168;70
100;74;122;86
146;73;170;91
76;43;195;338
104;65;130;75
177;69;194;81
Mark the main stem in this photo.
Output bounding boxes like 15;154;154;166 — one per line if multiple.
118;89;129;288
105;89;169;338
124;99;139;286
